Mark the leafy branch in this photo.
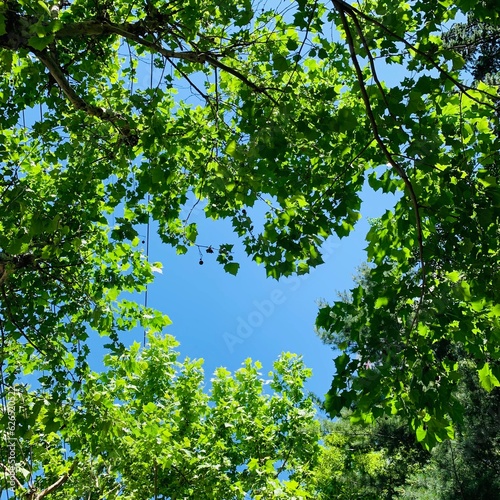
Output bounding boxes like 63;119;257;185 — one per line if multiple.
34;48;136;142
333;0;499;108
0;462;24;491
334;2;426;296
0;11;280;133
53;19;277;101
0;285;47;357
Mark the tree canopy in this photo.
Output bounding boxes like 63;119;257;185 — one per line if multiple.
315;264;500;498
313;363;500;499
1;335;320;498
1;0;500;476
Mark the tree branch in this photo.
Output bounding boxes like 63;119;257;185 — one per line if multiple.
1;14;279;112
34;49;136;142
1;285;47;356
335;4;427;310
332;0;498;108
55;20;276;102
0;461;24;490
29;460;78;500
348;12;397;123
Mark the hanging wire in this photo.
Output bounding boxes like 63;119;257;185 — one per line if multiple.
0;324;11;499
143;52;153;346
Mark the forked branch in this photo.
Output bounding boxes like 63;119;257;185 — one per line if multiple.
27;460;78;500
35;49;136;142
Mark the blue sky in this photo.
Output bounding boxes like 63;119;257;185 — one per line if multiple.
134;182;399;399
82;4;409;399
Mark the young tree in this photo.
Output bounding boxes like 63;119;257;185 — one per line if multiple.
1;335;320;499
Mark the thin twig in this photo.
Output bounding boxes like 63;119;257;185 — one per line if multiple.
166;56;209;101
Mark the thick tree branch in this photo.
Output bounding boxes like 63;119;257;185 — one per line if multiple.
28;460;78;500
56;20;215;63
348;13;397;123
54;19;274;100
0;14;278;111
34;49;136;142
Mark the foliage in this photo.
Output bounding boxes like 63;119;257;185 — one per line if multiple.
317;3;500;440
314;0;500;445
1;335;320;499
316;257;500;495
397;361;500;499
0;0;362;393
0;0;499;454
314;412;430;499
313;361;500;499
444;16;500;84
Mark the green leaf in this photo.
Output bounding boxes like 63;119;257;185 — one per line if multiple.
478;362;500;392
28;34;54;50
226;140;237;157
0;13;6;36
37;0;51;15
416;425;427;442
224;262;240;275
286;38;299;51
273;54;289;71
374;297;389;309
334;352;350;374
184;223;198;243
